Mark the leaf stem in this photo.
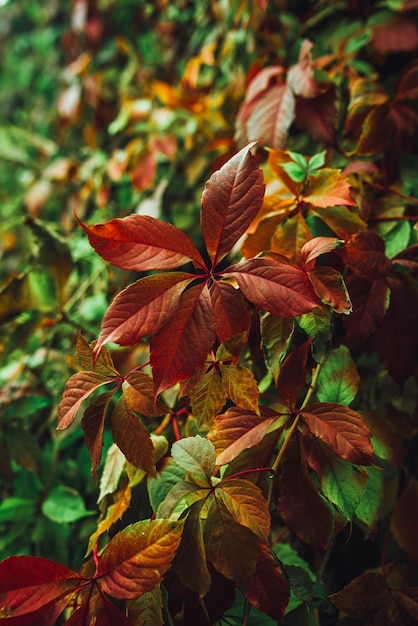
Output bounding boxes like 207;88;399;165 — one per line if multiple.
224;467;273;481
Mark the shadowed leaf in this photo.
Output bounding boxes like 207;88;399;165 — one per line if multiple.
111;398;156;475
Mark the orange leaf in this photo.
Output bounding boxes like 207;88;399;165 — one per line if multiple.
304;169;355;208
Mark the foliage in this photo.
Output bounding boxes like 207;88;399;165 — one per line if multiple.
1;0;418;625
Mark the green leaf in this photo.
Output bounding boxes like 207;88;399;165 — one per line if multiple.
147;458;187;515
354;467;384;536
316;346;360;405
41;485;95;523
307;151;326;173
171;435;216;481
0;498;35;523
281;161;307;183
287;151;308;169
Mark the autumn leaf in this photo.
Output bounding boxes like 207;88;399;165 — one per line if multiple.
217;478;271;542
391;479;418;564
308;267;352;314
245;541;289;621
81;392;113;479
123;371;168;417
303;168;356;208
276;339;312;411
110;398;156;475
171;435;216;482
189;367;226;426
220;364;260;415
316;346;360;405
98;519;184;599
58;371;119;430
338;231;392;280
343;276;389;344
301;402;374;465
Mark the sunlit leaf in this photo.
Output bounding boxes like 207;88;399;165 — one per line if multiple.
98;519;185;598
189;367;226;426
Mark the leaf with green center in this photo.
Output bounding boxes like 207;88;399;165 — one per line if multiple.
203;499;259;589
308;267;352;314
98;519;185;599
150;282;216;395
208;406;280;466
220;364;260;415
111;398;156;475
201;142;265;267
316;346;360;405
303;169;355;208
158;480;209;519
301;402;374;465
79;214;206;271
57;371;118;430
76;333;120;377
303;434;368;521
224;257;319;317
217;478;270;542
94;272;194;355
171;435;216;481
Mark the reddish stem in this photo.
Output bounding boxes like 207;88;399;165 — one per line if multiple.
93;544;99;578
223;467;273;481
172;415;182;441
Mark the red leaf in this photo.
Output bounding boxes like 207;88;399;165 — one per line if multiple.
343;276;389;344
338;231;392;280
301;402;374;465
372;14;418;52
81;392;113;479
301;236;343;270
308;267;352;314
225;257;319;317
58;371;117;430
201;143;265;268
79;214;206;271
110;398;156;475
151;283;216;395
98;519;184;599
209;281;251;344
303;169;356;208
0;555;80;620
246;84;296;149
94;272;194;354
124;371;168;417
131;150;156;191
294;87;337;145
276;339;312;411
245;542;289;621
277;435;335;552
374;271;418;387
64;592;134;626
287;39;319;98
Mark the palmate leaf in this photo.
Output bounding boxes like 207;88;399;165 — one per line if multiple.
301;402;374;465
98;519;184;599
79;214;206;271
201;141;265;268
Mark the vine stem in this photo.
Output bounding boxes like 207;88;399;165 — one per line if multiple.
267;362;322;508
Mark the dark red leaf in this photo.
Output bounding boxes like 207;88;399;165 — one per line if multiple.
58;372;117;430
94;272;194;354
300;237;343;270
81;392;113;479
201;143;264;268
224;257;319;317
151;283;216;395
245;541;289;621
374;271;418;387
338;231;392;280
294;87;337;145
277;435;335;552
209;281;251;344
308;267;352;314
301;402;374;465
79;214;206;271
276;339;312;411
343;276;389;344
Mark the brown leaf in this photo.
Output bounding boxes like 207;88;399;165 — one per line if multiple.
58;371;117;430
391;479;418;564
217;478;271;542
111;398;156;475
124;371;168;417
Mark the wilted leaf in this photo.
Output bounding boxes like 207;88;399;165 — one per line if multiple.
301;402;374;465
98;519;184;598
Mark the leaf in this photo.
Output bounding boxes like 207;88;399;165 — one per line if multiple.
201;142;265;267
343;276;390;344
308;267;352;314
203;499;259;589
301;402;374;465
126;584;163;626
277;435;335;552
374;271;418;387
221;365;260;414
391;479;418;564
311;205;367;238
98;519;184;599
245;541;289;621
276;339;312;411
150;282;216;395
66;592;134;626
270;213;313;265
57;371;117;430
76;333;119;377
41;486;95;524
217;478;270;542
294;86;337;145
316;346;360;405
339;231;392;280
172;500;211;597
209;281;251;344
171;435;216;482
260;314;294;382
329;573;391;622
287;39;319;98
224;257;319;317
303;169;355;208
79;214;206;271
88;481;132;554
189;367;226;426
147;458;187;516
81;392;113;479
124;371;168;417
303;434;368;521
354;466;384;537
208;406;279;466
0;555;80;619
301;236;344;269
94;272;194;355
111;398;156;475
98;443;127;503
